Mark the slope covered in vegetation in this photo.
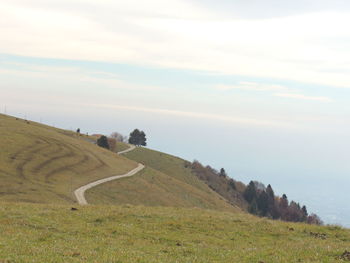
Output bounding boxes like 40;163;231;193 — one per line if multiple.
0;114;137;204
1;202;349;263
87;147;239;212
1;114;348;262
0;114;237;212
189;160;321;224
190;160;248;209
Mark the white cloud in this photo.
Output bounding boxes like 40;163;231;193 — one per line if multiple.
88;103;296;128
216;82;289;91
0;63;164;93
274;93;333;102
215;81;333;103
1;1;350;88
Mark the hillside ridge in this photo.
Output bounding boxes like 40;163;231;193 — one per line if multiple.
0;114;236;212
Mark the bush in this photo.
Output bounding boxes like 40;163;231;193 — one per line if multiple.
97;135;109;149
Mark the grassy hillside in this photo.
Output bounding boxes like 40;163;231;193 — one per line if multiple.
87;147;239;212
87;166;236;211
2;114;350;262
0;114;137;204
0;114;237;212
116;141;131;152
1;202;350;263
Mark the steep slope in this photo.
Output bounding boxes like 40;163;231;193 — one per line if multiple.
0;114;137;204
87;147;240;212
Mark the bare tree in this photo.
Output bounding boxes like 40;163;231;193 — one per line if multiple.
107;137;117;152
110;132;126;142
307;214;323;225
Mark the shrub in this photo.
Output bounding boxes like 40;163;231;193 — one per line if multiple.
97;135;109;149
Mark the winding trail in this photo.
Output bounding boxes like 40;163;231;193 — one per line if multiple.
117;144;136;155
74;144;144;205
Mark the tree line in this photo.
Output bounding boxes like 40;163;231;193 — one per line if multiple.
190;160;323;225
243;181;322;224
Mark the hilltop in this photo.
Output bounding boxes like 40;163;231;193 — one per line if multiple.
0;114;237;212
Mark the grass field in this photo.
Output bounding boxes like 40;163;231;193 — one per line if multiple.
2;114;350;262
0;114;137;204
115;142;131;153
1;202;350;263
87;147;238;212
0;114;235;211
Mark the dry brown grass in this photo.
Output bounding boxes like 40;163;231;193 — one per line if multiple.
0;114;137;204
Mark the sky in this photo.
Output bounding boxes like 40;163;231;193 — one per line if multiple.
1;0;350;225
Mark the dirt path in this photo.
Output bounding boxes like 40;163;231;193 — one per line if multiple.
117;144;136;155
74;163;144;205
74;144;144;205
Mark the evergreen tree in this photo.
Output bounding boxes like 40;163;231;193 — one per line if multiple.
128;129;147;146
266;184;279;219
301;205;308;221
248;198;258;214
243;181;257;203
128;129;140;145
219;168;227;177
97;135;109;149
266;184;275;203
257;190;269;216
139;131;147;146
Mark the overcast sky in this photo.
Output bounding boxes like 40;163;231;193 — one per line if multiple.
1;0;350;225
2;0;350;88
2;0;350;127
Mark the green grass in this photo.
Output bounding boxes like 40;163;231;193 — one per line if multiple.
87;147;238;212
1;202;349;263
123;147;229;196
0;114;137;204
2;114;350;262
115;142;131;153
0;113;235;212
124;147;198;186
87;167;236;212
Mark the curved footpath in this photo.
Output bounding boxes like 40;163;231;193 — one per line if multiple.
74;144;144;205
117;144;136;155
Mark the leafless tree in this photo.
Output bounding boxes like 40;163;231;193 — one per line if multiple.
107;137;117;152
110;132;127;142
